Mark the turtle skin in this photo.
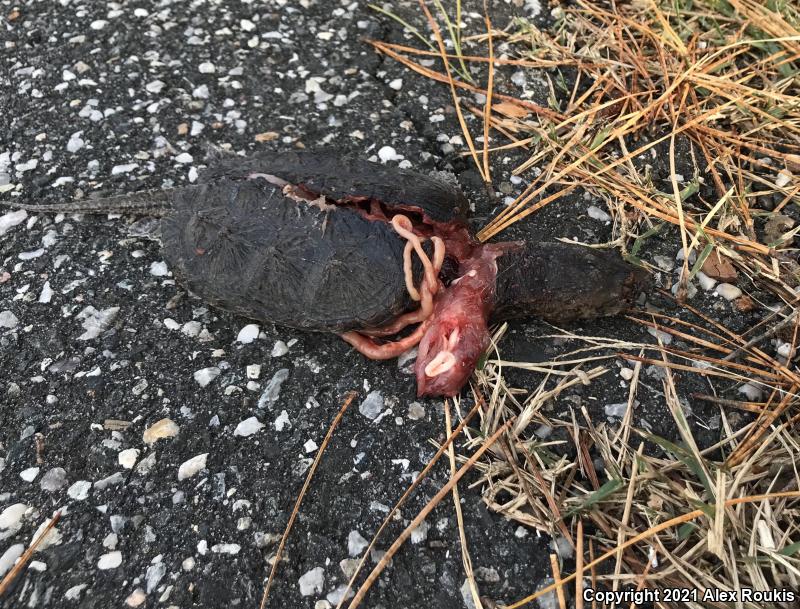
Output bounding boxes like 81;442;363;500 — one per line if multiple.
159;171;449;333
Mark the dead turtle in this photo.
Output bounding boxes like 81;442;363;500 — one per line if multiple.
1;150;648;396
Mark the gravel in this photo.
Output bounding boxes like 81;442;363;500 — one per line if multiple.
1;0;751;607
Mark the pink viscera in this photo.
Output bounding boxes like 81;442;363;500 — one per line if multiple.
415;245;504;397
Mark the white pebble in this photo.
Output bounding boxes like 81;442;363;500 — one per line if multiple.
40;467;68;491
304;439;318;453
237;324;260;344
0;545;25;578
348;530;368;557
619;368;634;381
274;410;291;431
177;453;208;480
587;206;611;222
738;383;763;401
181;320;202;337
696;271;717;291
150;261;170;276
199;62;216;74
145;80;165;94
257;368;290;406
97;551;122;570
118;448;140;469
234;417;265;437
378;145;402;163
0;503;28;530
175;152;193;164
0;310;19;329
211;543;241;554
388;78;403;90
241;19;256;31
246;364;261;379
271;340;289;357
193;366;220;387
299;567;325;596
66;132;85;153
20;467;40;482
77;306;120;340
111;163;138;175
359;391;384;420
0;209;28;236
38;281;53;304
67;480;92;501
647;327;672;345
90;20;108;30
126;588;146;607
715;283;742;301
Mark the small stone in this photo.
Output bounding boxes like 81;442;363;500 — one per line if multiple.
701;254;737;282
652;255;674;272
77;306;119;340
246;364;261;379
619;368;634;381
257;368;290;407
0;545;24;579
175;152;193;164
647;327;672;345
715;283;742;301
410;520;429;544
38;281;53;303
126;588;146;607
347;530;368;557
97;551;122;570
199;62;216;74
299;567;325;596
40;467;68;491
118;449;140;469
181;321;202;337
211;543;241;555
20;467;38;482
177;453;208;480
90;19;108;30
605;403;628;418
143;418;179;444
194;366;220;387
735;295;757;313
234;417;265;437
407;402;425;420
64;584;88;601
0;504;28;530
66;132;85;153
145;562;166;593
237;324;260;344
377;146;401;163
271;340;289;357
696;271;717;291
587;205;611;222
67;480;92;501
111;163;138;175
304;439;318;453
0;310;18;329
150;261;170;276
739;383;763;401
388;78;403;90
255;131;279;142
0;210;27;236
145;80;165;94
241;18;256;31
359;391;384;420
326;585;354;605
274;410;291;431
182;557;195;571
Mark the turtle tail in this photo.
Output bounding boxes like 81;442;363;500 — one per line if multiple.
0;188;175;217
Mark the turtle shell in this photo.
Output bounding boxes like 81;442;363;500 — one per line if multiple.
160;176;431;333
199;149;470;225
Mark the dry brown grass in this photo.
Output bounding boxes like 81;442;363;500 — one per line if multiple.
354;0;800;607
